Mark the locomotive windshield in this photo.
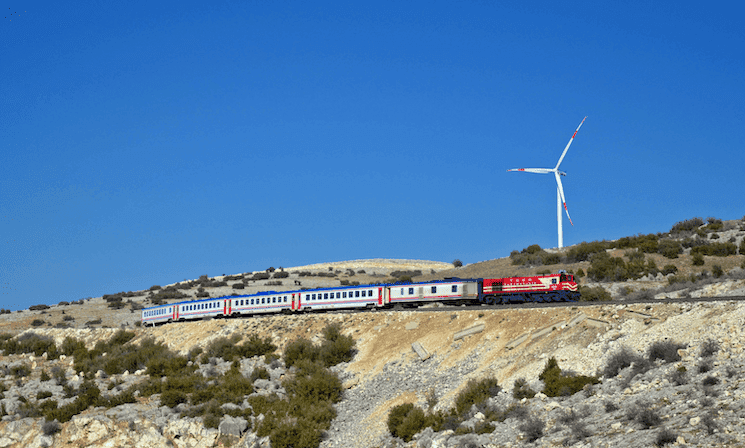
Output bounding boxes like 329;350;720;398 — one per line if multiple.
560;273;573;282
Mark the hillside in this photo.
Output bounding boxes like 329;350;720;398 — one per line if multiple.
2;217;745;447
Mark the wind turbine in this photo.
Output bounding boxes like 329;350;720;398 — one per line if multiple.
507;116;587;249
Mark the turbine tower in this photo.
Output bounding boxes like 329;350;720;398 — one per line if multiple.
507;116;587;249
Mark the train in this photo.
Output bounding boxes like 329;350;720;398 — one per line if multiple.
141;272;579;326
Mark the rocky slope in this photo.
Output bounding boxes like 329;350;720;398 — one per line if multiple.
2;296;745;447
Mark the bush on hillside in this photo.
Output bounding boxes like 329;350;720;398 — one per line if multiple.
578;285;611;302
647;340;686;363
603;346;646;378
692;242;737;257
565;241;610;263
387;403;428;442
539;357;599;397
692;253;705;266
671;217;704;234
454;377;501;416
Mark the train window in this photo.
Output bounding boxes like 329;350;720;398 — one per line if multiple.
452;285;458;293
400;288;404;295
343;292;347;298
431;286;437;294
408;287;414;295
261;298;265;304
305;294;310;300
369;289;373;296
336;292;340;298
552;279;557;284
361;290;366;297
284;296;287;302
273;297;276;303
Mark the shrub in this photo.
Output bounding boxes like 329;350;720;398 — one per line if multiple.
701;411;718;435
655;427;678;446
454;377;501;416
284;338;319;368
31;319;46;327
712;265;724;278
692;242;737;257
42;419;62;436
452;259;463;267
671;217;703;234
692;253;705;266
319;324;356;367
661;264;678;275
604;401;619;412
539;357;599;397
37;390;53;400
283;360;343;404
250;366;271;382
700;339;720;358
231;283;244;289
578;285;611;301
512;378;536;400
647;340;686;363
702;375;720;387
626;400;662;428
518;416;545;443
669;366;687;386
387;403;427;442
565;241;610;262
161;389;188;408
603;346;645;378
657;240;682;258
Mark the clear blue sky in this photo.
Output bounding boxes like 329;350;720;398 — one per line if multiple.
2;1;743;310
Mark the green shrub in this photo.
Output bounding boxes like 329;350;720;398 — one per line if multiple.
712;265;724;278
387;403;427;442
671;217;704;234
512;378;536;400
454;377;501;416
284;360;343;404
692;253;705;266
250;366;270;382
319;324;356;367
658;240;682;258
539;357;599;397
661;265;678;275
283;338;319;367
36;391;53;400
161;389;188;408
452;259;463;267
270;419;322;448
692;242;737;257
578;285;611;301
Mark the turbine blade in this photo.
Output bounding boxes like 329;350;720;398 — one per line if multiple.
507;168;553;174
554;172;573;226
554;116;587;170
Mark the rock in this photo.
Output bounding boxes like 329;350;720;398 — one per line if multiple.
217;415;248;437
690;416;701;426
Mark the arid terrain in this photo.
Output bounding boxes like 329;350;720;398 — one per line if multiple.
3;218;745;447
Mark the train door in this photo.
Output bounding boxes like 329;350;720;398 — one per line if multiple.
377;288;383;306
173;306;177;321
